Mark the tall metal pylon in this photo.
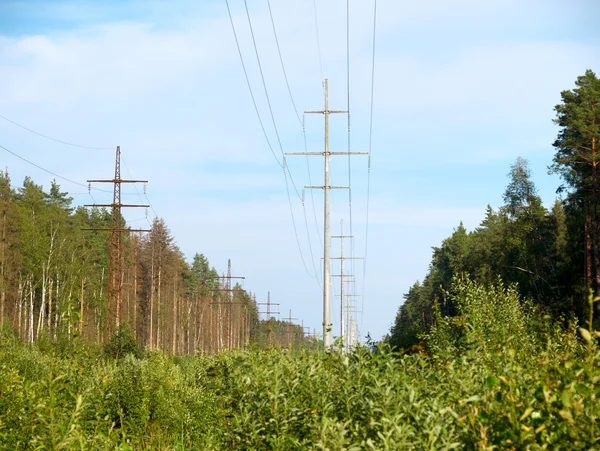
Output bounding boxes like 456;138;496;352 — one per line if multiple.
286;80;368;348
342;291;362;352
85;146;149;339
219;259;245;350
283;309;299;347
332;219;362;351
258;292;280;346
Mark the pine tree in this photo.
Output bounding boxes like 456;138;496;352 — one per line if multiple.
552;70;600;296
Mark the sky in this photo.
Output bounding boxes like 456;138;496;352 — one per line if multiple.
0;0;599;341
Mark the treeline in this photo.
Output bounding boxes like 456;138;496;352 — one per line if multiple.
0;173;311;352
388;70;600;349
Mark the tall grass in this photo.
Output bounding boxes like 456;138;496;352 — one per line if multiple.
1;278;598;449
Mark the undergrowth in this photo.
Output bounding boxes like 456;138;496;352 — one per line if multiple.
0;278;598;449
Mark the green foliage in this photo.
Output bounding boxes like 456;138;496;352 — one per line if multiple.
1;280;599;450
389;72;600;350
103;328;144;360
426;277;536;359
389;155;586;350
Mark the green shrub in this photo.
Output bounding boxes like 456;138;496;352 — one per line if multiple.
1;284;598;450
103;328;143;360
426;277;537;360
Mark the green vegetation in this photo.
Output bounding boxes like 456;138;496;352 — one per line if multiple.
0;171;309;353
389;70;600;350
1;277;599;449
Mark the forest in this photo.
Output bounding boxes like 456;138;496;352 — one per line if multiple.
1;72;599;449
387;70;600;351
0;174;309;353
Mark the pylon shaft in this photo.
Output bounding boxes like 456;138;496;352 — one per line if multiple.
324;79;331;348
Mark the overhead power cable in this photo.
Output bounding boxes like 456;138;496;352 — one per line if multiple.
243;0;318;281
346;0;356;286
0;114;113;150
265;0;322;284
284;166;317;280
224;0;283;169
122;155;157;229
0;143;112;193
242;0;302;201
225;0;317;282
312;0;325;90
266;0;302;127
361;0;377;330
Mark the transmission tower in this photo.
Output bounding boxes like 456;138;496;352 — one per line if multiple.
332;219;362;352
221;259;245;349
85;146;149;339
258;292;280;346
283;309;299;347
286;79;368;348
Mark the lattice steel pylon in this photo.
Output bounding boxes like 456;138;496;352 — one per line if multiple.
85;146;149;339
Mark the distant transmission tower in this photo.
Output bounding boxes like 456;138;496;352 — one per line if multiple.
332;219;362;352
85;146;149;339
258;292;280;346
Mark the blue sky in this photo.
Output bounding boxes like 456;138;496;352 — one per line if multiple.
1;0;599;340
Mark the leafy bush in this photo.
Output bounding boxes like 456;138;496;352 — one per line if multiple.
1;280;598;449
103;328;144;360
426;277;537;359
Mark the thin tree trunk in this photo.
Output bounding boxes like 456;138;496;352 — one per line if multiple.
53;274;59;339
126;268;130;331
79;277;85;336
134;259;137;339
157;253;162;349
17;275;23;340
585;207;592;294
0;206;6;329
37;266;46;339
187;300;193;354
594;137;600;320
38;228;56;339
98;267;104;345
210;305;214;353
172;279;177;355
592;161;600;297
47;276;53;332
150;243;155;349
29;279;34;344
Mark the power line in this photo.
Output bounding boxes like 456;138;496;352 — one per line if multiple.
304;124;323;251
346;0;357;290
242;0;303;201
225;0;318;283
224;0;282;169
143;193;158;221
283;165;317;280
0;143;112;193
312;0;325;87
301;198;322;287
122;155;156;228
362;0;377;330
265;0;321;283
241;0;319;281
0;114;113;150
266;0;302;127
